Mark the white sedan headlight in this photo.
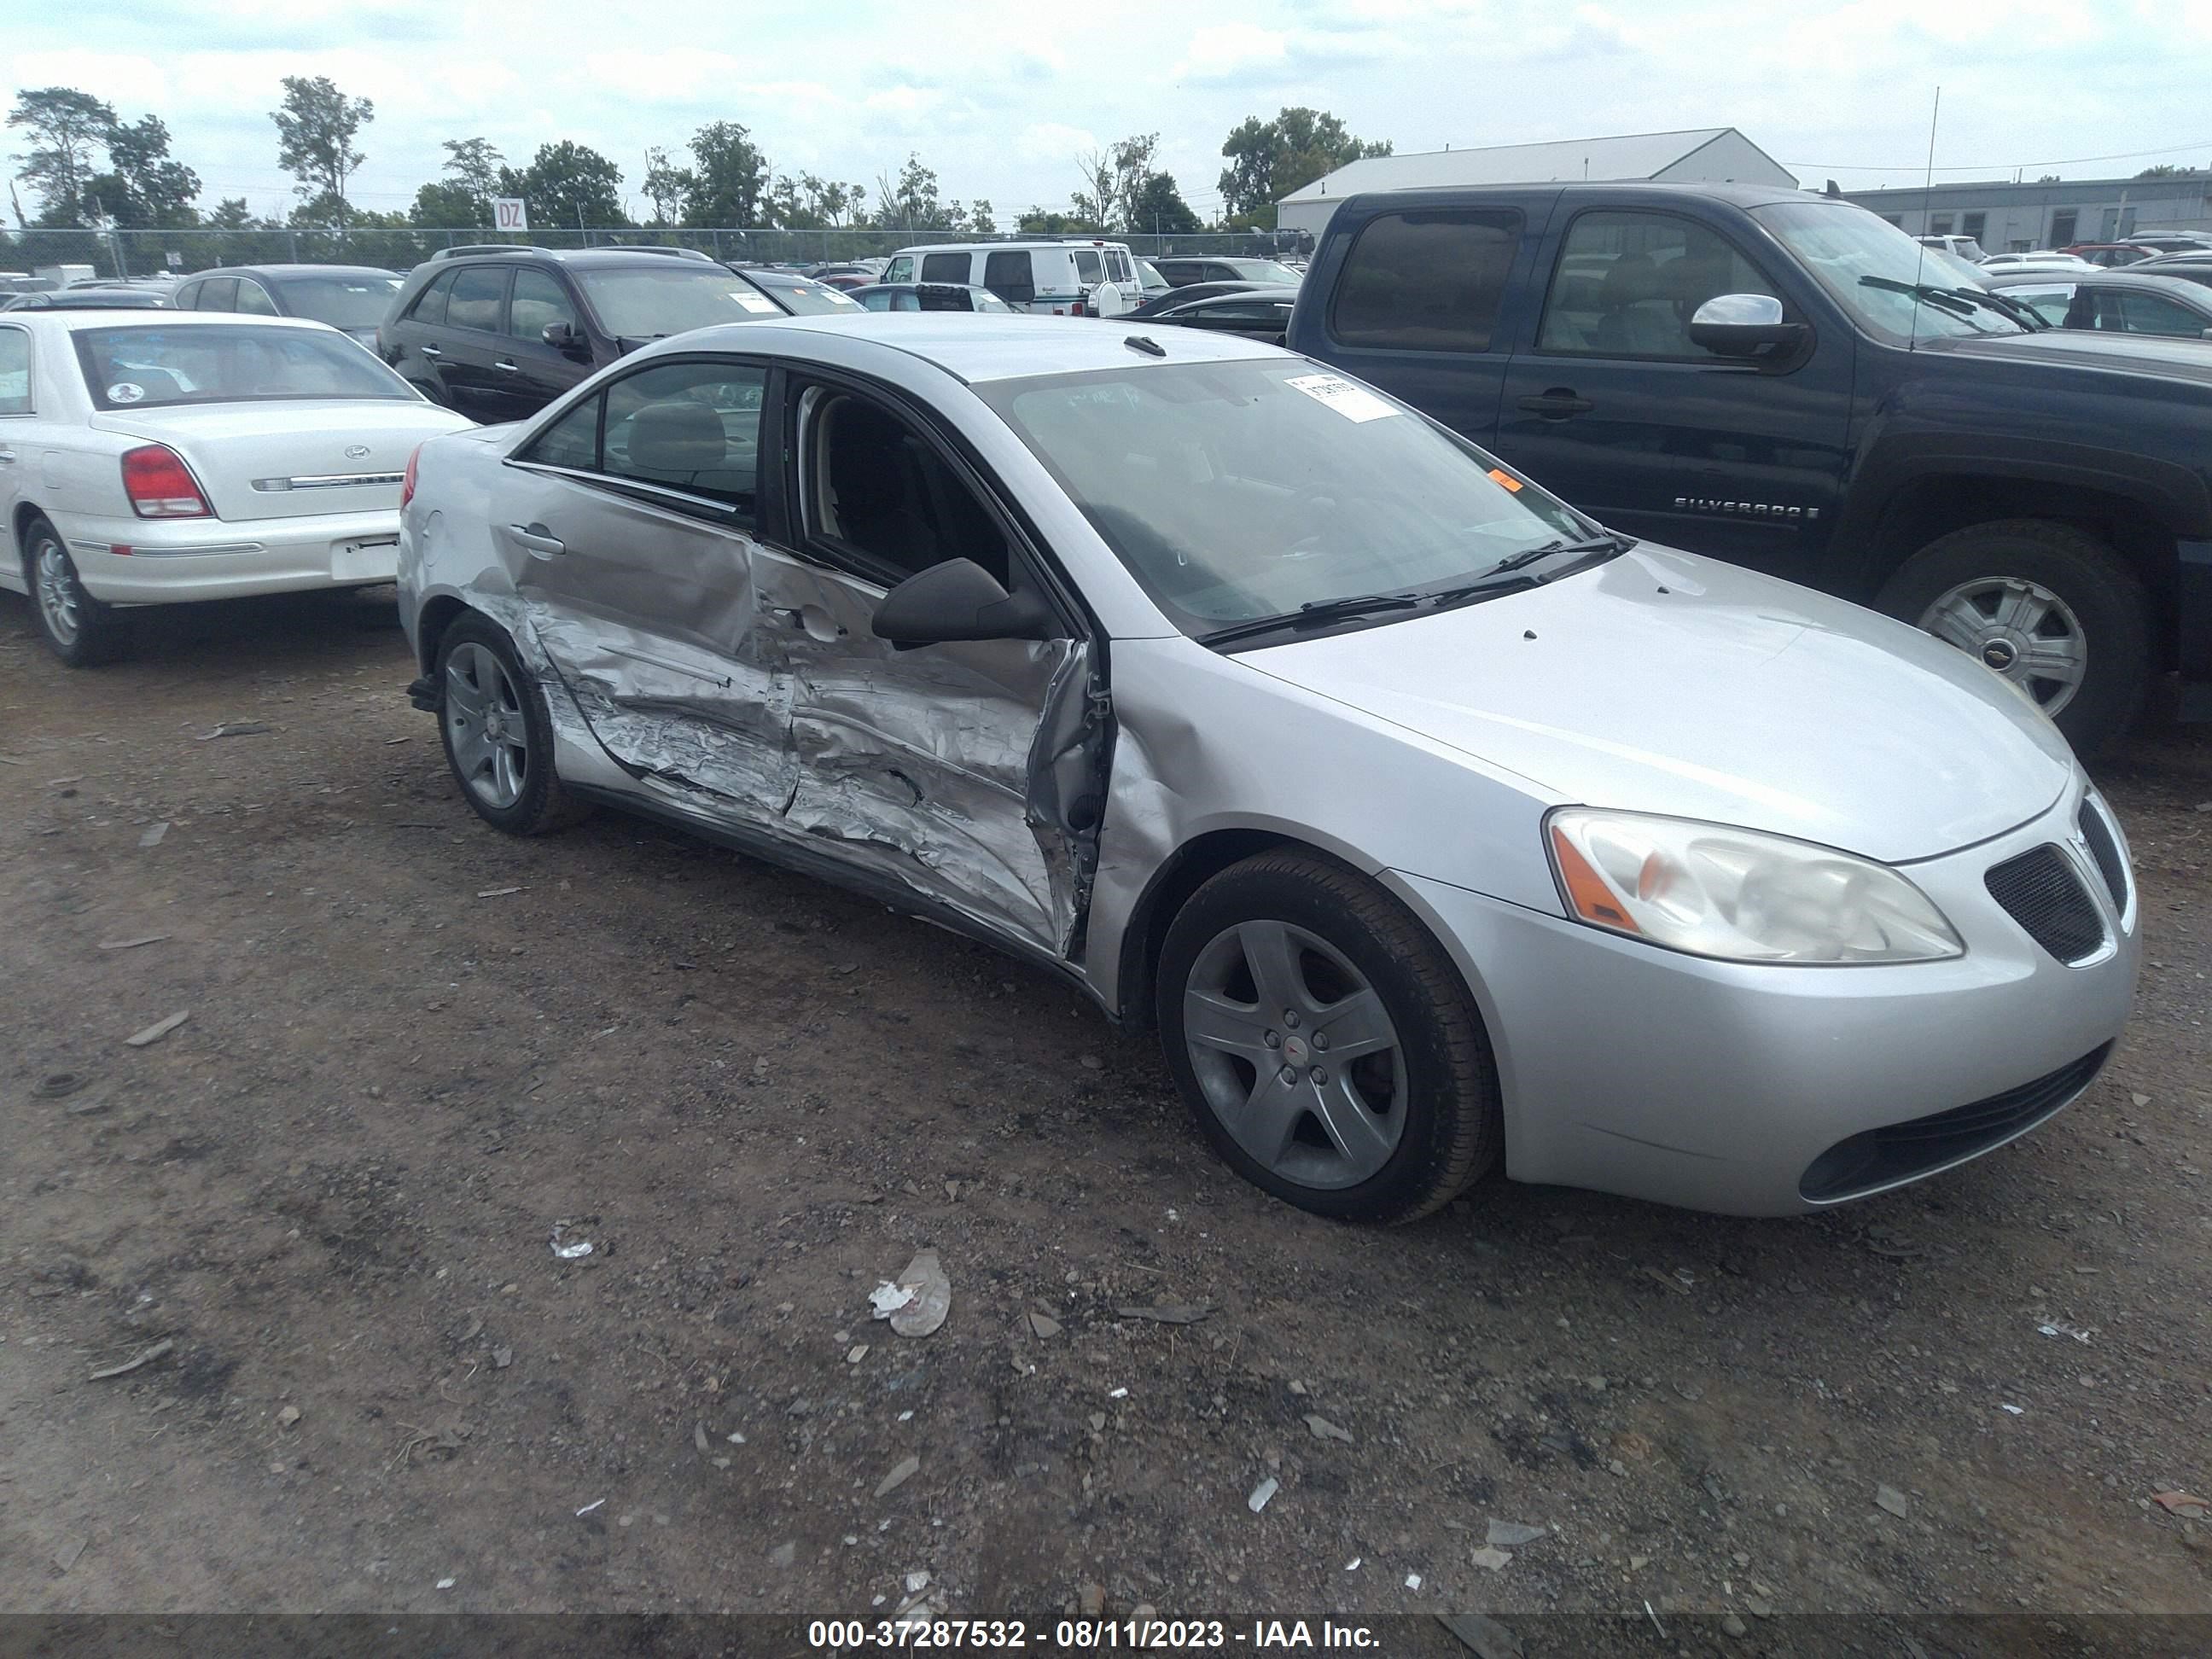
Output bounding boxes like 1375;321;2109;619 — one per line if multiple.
1545;809;1963;965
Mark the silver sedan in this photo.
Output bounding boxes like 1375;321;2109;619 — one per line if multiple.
395;315;2137;1221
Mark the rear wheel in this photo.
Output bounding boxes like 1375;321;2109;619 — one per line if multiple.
1155;851;1501;1224
434;614;591;835
24;515;131;667
1876;520;2152;754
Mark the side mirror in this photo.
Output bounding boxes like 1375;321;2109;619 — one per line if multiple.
542;320;590;358
1689;293;1810;359
871;558;1057;645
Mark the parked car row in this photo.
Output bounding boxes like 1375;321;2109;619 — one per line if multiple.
1;186;2166;1230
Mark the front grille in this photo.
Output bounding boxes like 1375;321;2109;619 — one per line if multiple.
1800;1044;2111;1202
1986;844;2104;963
2077;798;2129;913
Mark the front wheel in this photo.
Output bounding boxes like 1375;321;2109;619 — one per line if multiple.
24;516;131;666
1155;851;1502;1224
434;614;591;835
1875;520;2152;754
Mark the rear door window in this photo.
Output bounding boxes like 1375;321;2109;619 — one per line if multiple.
1330;209;1524;352
234;280;280;317
919;252;971;284
195;277;237;311
410;271;454;327
2103;289;2208;336
983;251;1035;303
600;359;768;520
0;326;30;414
445;266;508;334
1073;249;1104;283
519;395;602;470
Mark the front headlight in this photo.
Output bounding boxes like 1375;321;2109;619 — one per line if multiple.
1545;809;1964;965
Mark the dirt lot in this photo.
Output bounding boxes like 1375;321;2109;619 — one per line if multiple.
3;588;2209;1639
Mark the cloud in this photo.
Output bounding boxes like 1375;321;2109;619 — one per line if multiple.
1174;23;1290;84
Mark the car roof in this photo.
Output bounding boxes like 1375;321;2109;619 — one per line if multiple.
1988;270;2212;302
893;240;1131;256
5;309;341;333
631;312;1284;382
192;264;398;281
1336;178;1819;215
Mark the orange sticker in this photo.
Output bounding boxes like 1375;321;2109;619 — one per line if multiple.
1487;468;1522;492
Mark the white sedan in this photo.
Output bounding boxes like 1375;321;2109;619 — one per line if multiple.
0;309;470;663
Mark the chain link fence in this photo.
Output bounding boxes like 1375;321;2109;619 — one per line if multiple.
3;224;1302;282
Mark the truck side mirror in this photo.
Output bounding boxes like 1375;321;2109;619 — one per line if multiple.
1689;294;1811;359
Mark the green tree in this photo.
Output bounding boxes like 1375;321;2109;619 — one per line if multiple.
499;140;625;230
8;86;117;224
440;137;504;211
1017;207;1102;235
768;172;866;230
966;198;996;236
2135;163;2198;178
101;115;200;227
681;120;770;226
1127;172;1200;235
1074;133;1164;230
410;179;483;227
871;153;949;231
641;146;694;225
1218;107;1390;225
271;75;374;228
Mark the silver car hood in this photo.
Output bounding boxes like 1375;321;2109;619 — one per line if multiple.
1236;546;2075;864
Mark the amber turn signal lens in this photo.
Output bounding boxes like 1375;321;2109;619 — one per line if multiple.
1550;823;1640;934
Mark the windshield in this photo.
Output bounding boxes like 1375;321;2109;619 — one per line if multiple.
73;323;413;410
275;273;400;331
742;272;864;315
1753;201;2028;344
1227;259;1303;285
977;358;1594;639
573;266;784;336
1136;259;1169;295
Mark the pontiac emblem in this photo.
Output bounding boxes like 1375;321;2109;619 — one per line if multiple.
344;444;371;460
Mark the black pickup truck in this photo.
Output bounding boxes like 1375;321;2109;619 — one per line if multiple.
1285;181;2212;751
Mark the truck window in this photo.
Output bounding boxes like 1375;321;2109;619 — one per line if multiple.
1073;249;1104;283
884;256;916;283
1537;212;1779;359
920;252;971;284
1329;210;1522;352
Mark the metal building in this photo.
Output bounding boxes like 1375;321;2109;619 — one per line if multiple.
1842;174;2212;252
1273;128;1797;241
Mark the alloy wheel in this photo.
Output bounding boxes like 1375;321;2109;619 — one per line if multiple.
1919;575;2087;716
1181;919;1407;1190
34;538;79;648
445;642;530;810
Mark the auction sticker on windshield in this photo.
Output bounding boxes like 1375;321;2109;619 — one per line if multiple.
732;291;779;314
1284;373;1395;423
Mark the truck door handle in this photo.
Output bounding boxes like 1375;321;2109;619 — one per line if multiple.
493;359;520;374
0;448;16;464
1517;389;1593;419
507;522;565;557
417;345;443;359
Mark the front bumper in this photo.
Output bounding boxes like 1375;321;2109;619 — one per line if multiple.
64;508;405;605
1389;784;2139;1215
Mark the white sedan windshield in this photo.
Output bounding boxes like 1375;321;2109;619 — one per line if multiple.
979;359;1592;632
73;323;414;410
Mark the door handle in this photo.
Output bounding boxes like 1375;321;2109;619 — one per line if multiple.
417;345;444;359
506;522;565;557
1516;389;1593;419
0;448;16;463
493;359;520;374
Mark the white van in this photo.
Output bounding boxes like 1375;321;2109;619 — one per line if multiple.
882;240;1138;316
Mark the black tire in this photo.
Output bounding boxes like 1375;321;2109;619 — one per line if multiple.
1874;520;2152;754
434;613;591;836
1155;850;1502;1224
21;515;131;667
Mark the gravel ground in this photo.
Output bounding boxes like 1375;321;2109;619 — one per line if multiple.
2;589;2208;1643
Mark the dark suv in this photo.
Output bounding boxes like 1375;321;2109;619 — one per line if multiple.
172;264;399;346
380;246;804;422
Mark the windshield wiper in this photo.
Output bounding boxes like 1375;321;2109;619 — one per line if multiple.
1478;534;1627;579
1197;591;1421;647
1858;275;2023;332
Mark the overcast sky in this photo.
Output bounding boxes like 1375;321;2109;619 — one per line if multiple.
10;0;2212;222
